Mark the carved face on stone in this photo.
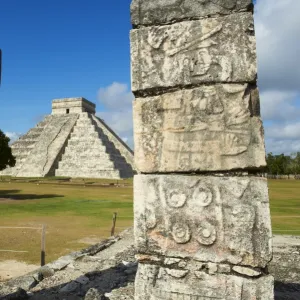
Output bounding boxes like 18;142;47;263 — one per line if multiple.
190;49;212;77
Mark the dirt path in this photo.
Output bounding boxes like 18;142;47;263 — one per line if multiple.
0;260;39;282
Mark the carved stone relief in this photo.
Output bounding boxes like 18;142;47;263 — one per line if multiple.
134;84;266;172
134;174;272;268
131;13;256;92
131;0;252;26
135;263;274;300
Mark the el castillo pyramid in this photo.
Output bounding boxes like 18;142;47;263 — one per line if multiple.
1;98;134;179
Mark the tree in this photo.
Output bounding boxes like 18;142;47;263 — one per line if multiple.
0;130;16;171
288;152;300;175
266;153;291;175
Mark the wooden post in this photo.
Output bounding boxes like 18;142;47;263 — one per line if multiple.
111;212;117;236
41;225;46;266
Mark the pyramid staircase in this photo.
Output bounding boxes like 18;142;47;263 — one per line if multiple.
1;98;134;179
1;117;50;175
55;113;134;179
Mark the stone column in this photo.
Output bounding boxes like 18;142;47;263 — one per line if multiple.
130;1;274;299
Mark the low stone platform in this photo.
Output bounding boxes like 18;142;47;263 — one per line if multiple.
0;230;299;300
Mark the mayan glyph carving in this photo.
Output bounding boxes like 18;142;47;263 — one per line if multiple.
135;175;272;267
135;264;274;300
131;0;273;298
131;0;252;26
131;13;256;92
134;84;266;172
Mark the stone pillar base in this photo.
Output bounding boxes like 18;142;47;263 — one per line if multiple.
135;263;274;300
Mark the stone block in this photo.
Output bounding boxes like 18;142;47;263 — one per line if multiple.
134;175;272;267
0;287;29;300
135;263;274;300
131;13;256;92
131;0;252;26
133;84;266;173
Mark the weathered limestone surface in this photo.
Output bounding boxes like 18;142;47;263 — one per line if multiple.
92;115;135;168
52;97;96;115
1;98;135;179
55;113;134;179
135;263;274;300
131;13;256;92
16;114;79;177
131;0;252;26
0;117;50;176
134;175;272;267
131;0;273;298
134;84;266;172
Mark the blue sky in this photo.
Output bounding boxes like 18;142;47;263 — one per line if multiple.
1;0;300;153
0;0;132;133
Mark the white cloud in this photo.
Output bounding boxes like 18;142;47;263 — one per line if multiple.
265;122;300;140
97;83;134;149
260;90;300;122
5;132;21;144
255;0;300;154
255;0;300;91
97;82;134;110
265;139;300;155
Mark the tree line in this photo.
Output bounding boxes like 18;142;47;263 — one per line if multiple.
266;152;300;175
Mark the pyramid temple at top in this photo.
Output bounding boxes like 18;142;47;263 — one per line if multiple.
1;98;135;179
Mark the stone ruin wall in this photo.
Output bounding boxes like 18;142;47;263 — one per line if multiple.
130;0;274;299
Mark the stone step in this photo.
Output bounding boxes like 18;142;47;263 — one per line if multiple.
59;161;129;171
36;121;48;128
52;112;134;179
61;152;110;160
12;141;36;149
12;147;31;153
78;112;90;118
18;135;40;142
65;139;112;148
58;157;116;166
55;169;121;179
71;127;96;133
69;131;99;139
12;154;31;161
62;145;112;154
60;158;117;167
28;127;44;134
75;119;93;125
57;166;118;173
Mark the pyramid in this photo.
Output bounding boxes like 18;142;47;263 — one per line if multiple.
1;98;135;179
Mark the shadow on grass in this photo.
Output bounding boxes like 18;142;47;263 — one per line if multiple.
0;190;64;201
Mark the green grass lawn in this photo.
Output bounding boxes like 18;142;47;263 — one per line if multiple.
0;178;299;265
0;178;133;264
268;179;300;235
